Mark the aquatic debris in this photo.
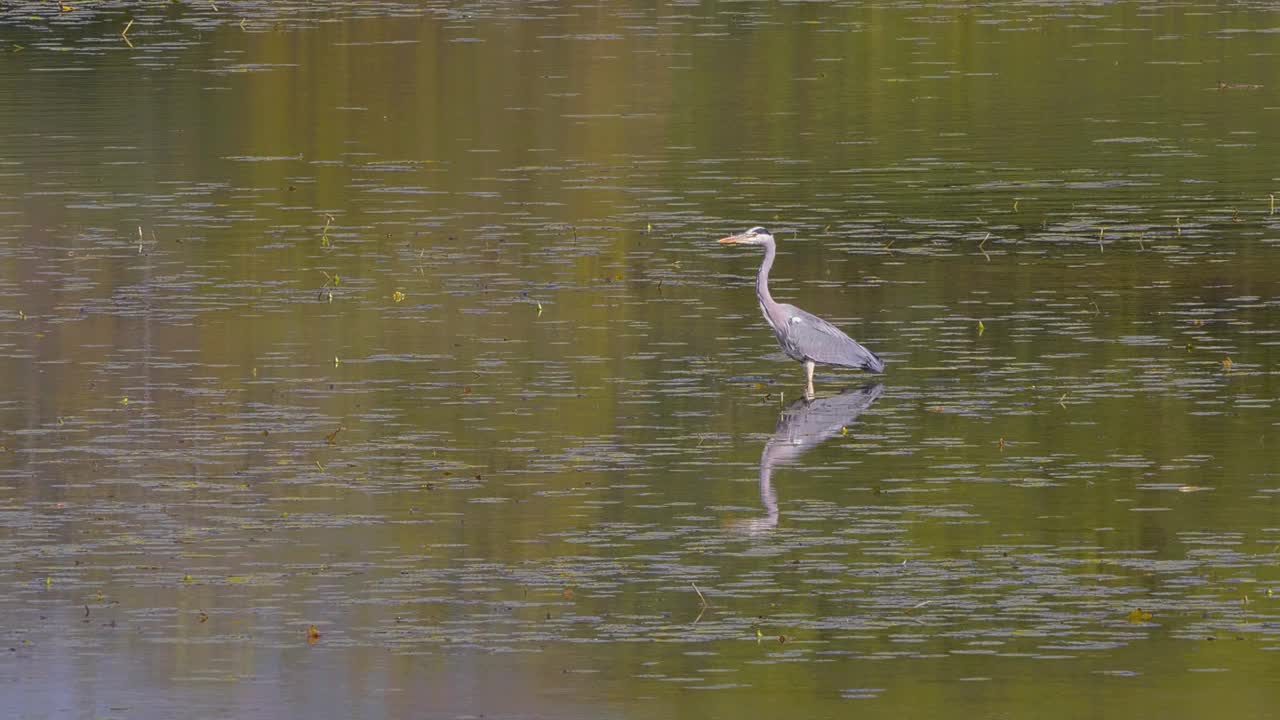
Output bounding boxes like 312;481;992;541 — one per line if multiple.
319;271;339;302
691;582;709;609
320;215;335;248
1127;608;1153;623
307;625;321;643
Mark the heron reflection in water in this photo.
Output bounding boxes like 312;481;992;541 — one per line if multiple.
735;384;884;534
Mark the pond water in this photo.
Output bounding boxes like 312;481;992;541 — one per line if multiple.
2;2;1279;718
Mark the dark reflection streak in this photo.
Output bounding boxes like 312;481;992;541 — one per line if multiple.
739;384;883;533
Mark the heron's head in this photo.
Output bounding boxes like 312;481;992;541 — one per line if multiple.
718;226;773;246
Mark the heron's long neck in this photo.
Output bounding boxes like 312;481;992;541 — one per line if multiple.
756;238;777;309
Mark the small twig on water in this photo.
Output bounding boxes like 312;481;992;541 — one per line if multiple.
979;232;991;262
691;582;709;609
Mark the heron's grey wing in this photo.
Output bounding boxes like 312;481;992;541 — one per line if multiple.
779;306;885;372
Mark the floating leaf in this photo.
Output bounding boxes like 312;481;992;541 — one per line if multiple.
977;320;985;336
1126;608;1153;623
392;290;405;303
1222;356;1233;371
307;625;321;643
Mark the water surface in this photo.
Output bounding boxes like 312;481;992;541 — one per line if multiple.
2;2;1279;718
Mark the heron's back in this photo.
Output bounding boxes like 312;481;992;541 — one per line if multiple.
774;304;884;372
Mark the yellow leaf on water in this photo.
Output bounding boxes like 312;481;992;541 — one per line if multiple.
977;320;985;336
181;574;194;584
307;625;321;643
392;290;405;303
1126;608;1153;623
1222;356;1233;371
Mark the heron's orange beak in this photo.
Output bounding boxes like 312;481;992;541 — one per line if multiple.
719;235;742;244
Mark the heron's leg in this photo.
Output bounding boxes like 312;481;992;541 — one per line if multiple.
803;360;816;400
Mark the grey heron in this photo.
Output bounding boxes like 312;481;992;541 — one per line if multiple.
719;226;884;398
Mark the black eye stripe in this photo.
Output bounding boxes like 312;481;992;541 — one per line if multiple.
748;226;770;235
